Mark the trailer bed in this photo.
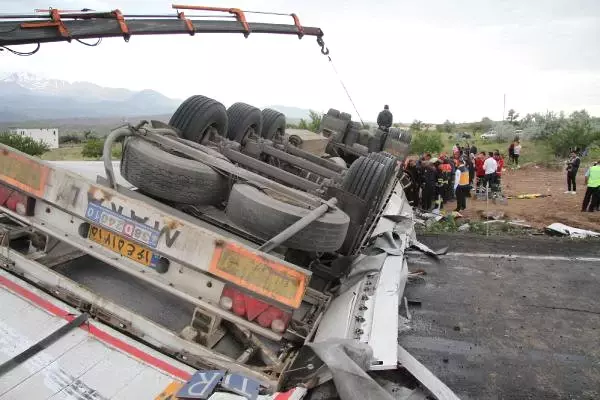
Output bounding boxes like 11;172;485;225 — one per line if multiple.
0;269;193;399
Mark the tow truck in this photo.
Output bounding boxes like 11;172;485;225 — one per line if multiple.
0;5;459;399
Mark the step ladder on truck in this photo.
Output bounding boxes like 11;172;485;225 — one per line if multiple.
0;5;437;399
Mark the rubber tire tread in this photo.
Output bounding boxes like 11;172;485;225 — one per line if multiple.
327;108;340;118
261;108;286;140
368;152;397;185
388;127;401;140
227;102;263;142
342;156;386;204
344;128;359;146
340;112;351;121
169;95;228;143
120;137;228;205
349;121;362;130
226;184;350;252
358;129;371;146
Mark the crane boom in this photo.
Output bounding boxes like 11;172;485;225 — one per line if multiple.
0;4;325;49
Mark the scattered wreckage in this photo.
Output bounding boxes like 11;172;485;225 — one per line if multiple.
0;4;458;399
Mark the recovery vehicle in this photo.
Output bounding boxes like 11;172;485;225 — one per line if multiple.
0;5;459;399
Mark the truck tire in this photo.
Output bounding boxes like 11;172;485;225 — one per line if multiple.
388;127;401;140
261;108;286;140
352;143;369;154
339;112;351;121
226;102;263;143
358;129;371;146
341;156;386;204
343;127;359;146
121;137;229;205
368;152;398;185
327;108;340;118
349;121;362;130
226;184;350;253
169;95;228;143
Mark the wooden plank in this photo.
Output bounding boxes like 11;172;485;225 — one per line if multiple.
397;345;461;400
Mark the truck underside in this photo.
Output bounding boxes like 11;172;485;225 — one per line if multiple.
0;4;458;399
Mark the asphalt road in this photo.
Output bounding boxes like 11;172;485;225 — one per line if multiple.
401;234;600;400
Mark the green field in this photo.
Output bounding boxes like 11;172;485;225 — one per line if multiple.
41;144;122;161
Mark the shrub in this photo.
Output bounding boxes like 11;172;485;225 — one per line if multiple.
59;134;82;145
411;131;444;154
81;138;104;158
0;133;50;156
547;110;600;157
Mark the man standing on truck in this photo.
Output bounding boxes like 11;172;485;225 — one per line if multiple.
377;105;393;131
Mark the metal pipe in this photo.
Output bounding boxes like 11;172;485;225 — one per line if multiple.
103;126;133;190
258;198;337;253
139;130;322;207
261;145;341;180
222;148;323;194
283;144;346;173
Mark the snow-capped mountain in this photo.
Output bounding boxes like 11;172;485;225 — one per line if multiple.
0;72;181;122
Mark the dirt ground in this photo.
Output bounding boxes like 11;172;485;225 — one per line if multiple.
444;164;600;231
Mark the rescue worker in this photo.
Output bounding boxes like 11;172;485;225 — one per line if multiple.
377;105;393;131
493;150;505;193
454;156;471;212
475;151;486;195
581;161;600;212
440;158;453;201
404;158;419;206
565;151;581;194
420;161;437;210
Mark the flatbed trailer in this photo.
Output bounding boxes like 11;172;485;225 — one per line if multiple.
0;4;460;399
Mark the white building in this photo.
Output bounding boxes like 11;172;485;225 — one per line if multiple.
8;128;59;149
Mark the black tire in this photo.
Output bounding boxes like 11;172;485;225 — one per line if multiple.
342;156;386;204
226;184;350;252
388;127;401;140
368;129;385;153
261;108;286;140
343;127;359;146
358;129;371;146
169;95;228;143
226;102;263;143
352;143;369;154
349;121;362;130
368;152;398;185
327;108;340;118
339;112;351;121
120;137;229;205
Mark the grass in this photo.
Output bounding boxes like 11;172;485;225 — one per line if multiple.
41;143;122;161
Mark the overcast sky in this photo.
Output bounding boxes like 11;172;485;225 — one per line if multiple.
1;0;599;123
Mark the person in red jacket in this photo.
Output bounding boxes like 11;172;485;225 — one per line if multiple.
475;152;486;194
494;150;505;192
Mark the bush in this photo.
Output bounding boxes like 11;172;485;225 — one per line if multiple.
59;134;82;145
0;133;50;156
81;139;104;158
547;110;600;157
411;131;444;154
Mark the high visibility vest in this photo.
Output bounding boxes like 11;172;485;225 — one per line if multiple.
588;165;600;188
458;166;470;186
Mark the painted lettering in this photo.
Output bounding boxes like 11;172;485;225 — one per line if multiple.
57;184;80;207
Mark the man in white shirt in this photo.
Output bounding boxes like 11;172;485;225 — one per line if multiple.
483;152;498;191
513;141;522;167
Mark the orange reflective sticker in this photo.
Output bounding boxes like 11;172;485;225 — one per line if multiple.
209;242;309;309
154;381;183;400
0;148;49;197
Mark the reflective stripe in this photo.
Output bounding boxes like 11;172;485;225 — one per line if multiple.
588;165;600;187
458;167;470;185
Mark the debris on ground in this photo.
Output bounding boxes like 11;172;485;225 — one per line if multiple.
545;223;599;238
480;210;506;220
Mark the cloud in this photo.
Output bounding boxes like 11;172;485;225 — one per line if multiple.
0;0;599;122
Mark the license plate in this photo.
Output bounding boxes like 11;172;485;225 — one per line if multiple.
88;225;159;267
209;242;309;309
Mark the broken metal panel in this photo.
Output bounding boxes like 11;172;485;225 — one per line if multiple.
0;269;193;399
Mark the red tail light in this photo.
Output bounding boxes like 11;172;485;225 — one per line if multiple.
221;286;292;333
0;184;31;215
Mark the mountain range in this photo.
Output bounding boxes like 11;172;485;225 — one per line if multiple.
0;72;182;123
0;72;314;127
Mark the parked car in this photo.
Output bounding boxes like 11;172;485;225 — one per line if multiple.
480;130;498;140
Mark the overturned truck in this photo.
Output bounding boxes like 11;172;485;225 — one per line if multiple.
0;5;458;400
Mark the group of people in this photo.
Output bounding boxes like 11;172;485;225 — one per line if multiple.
403;144;506;213
565;150;600;212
